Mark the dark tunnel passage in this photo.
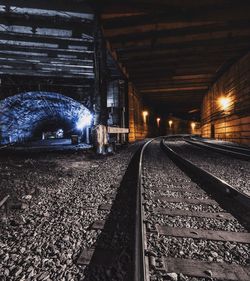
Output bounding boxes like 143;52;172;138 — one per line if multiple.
32;117;76;139
0;91;92;145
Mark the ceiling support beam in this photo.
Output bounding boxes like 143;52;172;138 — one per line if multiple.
0;32;93;47
102;3;250;29
1;0;94;14
93;13;108;126
0;44;93;58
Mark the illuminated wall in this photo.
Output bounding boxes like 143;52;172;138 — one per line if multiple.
128;83;148;142
201;52;250;145
0;91;92;144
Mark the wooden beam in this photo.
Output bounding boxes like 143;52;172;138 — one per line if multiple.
103;21;215;38
0;52;86;63
0;13;93;34
102;2;250;29
172;74;213;80
1;0;94;14
106;41;128;79
1;74;93;85
129;65;218;75
112;28;250;50
141;86;208;93
125;58;226;69
130;69;215;79
137;82;210;89
0;32;93;48
145;95;203;99
0;42;91;52
0;59;94;71
107;21;250;43
118;44;250;61
0;44;93;58
0;49;93;61
128;66;222;76
132;78;211;87
0;53;94;68
0;69;94;78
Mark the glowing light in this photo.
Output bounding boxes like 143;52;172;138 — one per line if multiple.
168;120;173;128
76;113;92;130
142;111;149;123
191;122;196;130
56;129;64;138
156;117;161;127
218;96;230;111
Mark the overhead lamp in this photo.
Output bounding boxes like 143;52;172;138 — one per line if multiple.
156;117;160;127
142;111;148;123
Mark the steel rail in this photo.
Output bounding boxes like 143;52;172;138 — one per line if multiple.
161;139;250;210
134;138;156;281
186;139;250;161
190;137;250;154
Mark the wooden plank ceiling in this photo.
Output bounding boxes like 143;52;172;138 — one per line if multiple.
101;0;250;115
0;1;95;81
0;0;124;100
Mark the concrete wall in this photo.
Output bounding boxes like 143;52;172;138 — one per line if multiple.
201;52;250;145
128;82;148;142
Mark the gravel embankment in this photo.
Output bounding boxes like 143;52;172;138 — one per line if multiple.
0;144;140;281
165;140;250;195
142;139;250;281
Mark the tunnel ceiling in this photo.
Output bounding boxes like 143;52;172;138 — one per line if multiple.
101;0;250;115
0;1;250;117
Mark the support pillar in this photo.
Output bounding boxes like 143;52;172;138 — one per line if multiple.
93;13;108;126
93;13;108;153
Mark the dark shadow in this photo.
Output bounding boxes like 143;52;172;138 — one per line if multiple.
81;148;141;281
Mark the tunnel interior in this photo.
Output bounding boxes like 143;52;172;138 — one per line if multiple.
0;2;250;281
32;118;75;139
0;91;92;145
0;1;249;147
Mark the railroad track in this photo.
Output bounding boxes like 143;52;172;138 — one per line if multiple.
136;138;250;281
185;137;250;161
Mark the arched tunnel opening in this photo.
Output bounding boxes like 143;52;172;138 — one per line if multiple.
0;91;92;146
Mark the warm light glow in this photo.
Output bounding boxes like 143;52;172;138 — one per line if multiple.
156;117;161;127
168;120;173;128
218;96;230;111
142;111;149;123
191;122;196;130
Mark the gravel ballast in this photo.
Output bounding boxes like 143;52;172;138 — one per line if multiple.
164;140;250;195
0;144;140;281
